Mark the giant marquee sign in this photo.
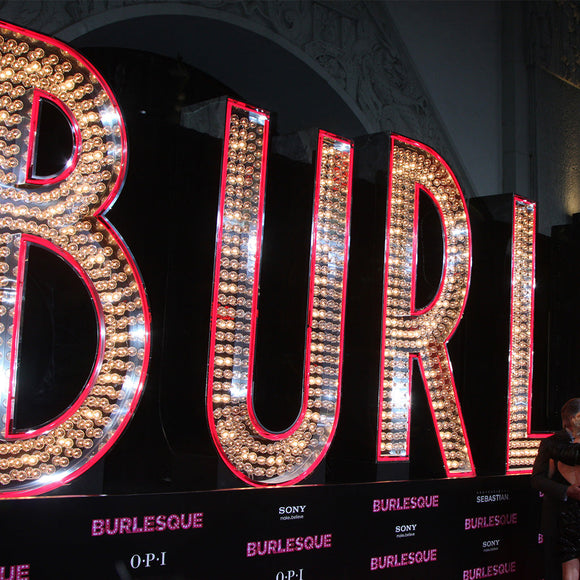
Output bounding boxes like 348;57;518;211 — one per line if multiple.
0;22;547;497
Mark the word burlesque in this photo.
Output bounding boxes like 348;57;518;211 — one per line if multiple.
0;565;29;580
91;513;203;536
464;513;517;530
247;534;332;557
373;495;439;512
0;20;545;496
463;561;516;579
370;548;437;570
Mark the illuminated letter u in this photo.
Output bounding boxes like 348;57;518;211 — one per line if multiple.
207;99;353;486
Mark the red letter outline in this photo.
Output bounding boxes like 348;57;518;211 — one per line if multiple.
506;196;548;473
207;99;352;486
378;135;475;477
0;21;150;497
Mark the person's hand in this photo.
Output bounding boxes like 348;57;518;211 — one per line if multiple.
566;485;580;500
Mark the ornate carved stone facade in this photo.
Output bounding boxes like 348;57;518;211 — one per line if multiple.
525;0;580;228
0;0;473;194
529;0;580;89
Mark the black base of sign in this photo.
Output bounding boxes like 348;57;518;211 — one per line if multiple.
0;475;544;579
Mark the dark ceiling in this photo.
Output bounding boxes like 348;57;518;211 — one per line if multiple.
72;14;367;139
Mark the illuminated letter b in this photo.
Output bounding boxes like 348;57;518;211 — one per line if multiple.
0;22;150;496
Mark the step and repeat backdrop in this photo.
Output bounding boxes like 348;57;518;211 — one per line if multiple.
1;476;543;579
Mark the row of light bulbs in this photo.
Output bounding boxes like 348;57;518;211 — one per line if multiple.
0;28;148;492
208;106;351;484
507;199;540;470
380;140;472;474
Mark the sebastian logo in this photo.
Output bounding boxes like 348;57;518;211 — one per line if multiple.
476;491;510;503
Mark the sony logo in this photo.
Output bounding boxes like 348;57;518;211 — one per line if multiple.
482;539;501;549
278;505;306;515
395;523;417;533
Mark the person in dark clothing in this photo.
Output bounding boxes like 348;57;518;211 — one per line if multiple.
532;398;580;580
